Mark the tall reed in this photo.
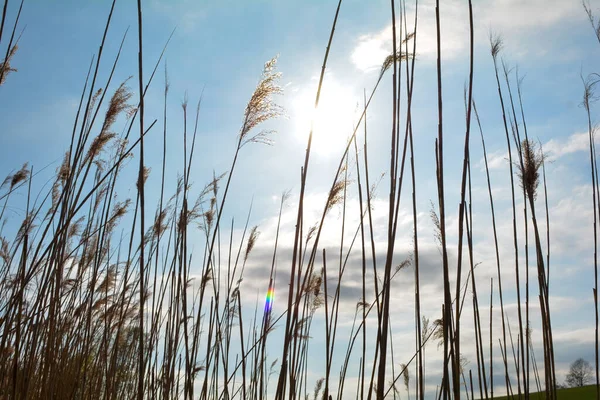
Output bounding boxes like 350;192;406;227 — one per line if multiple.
1;1;594;399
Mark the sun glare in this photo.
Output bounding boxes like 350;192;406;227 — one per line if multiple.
292;77;359;156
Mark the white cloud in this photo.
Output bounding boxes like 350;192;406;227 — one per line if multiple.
544;131;595;158
351;0;584;72
351;35;390;73
482;0;581;32
481;149;508;170
553;326;595;345
478;130;596;172
351;1;467;71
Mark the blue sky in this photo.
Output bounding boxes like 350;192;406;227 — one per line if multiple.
2;0;600;397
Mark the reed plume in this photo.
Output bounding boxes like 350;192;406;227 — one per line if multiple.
0;44;17;85
239;57;283;148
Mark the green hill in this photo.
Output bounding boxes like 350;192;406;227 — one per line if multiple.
488;385;597;400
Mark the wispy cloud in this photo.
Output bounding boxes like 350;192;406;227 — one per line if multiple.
351;0;583;72
351;34;392;73
149;0;206;32
483;149;508;170
478;131;596;172
543;131;596;158
351;1;466;71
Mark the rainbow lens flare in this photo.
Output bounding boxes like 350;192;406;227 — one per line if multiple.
264;287;274;313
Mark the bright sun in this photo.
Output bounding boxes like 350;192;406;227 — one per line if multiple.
292;77;359;156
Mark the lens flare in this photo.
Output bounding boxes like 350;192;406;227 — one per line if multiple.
264;286;274;313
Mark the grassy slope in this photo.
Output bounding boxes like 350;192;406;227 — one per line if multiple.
488;385;597;400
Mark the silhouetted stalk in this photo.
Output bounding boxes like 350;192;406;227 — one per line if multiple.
326;153;349;399
434;1;454;398
516;71;533;398
526;145;556;400
473;100;504;399
517;126;555;398
38;2;111;390
339;301;362;399
397;1;421;397
584;74;600;400
288;35;395;398
0;3;589;400
235;290;247;400
135;0;146;397
506;316;521;397
364;140;380;400
529;332;542;394
541;149;550;293
582;6;600;392
490;36;517;397
389;323;398;400
454;2;474;398
470;370;475;400
274;2;342;397
502;63;528;399
354;124;367;400
384;321;439;398
498;339;515;398
490;278;494;400
322;248;331;400
26;28;164;293
364;74;383;400
465;192;487;400
0;0;8;44
11;168;30;399
376;0;400;396
466;136;488;400
0;0;22;85
182;94;202;399
542;150;550;394
258;193;287;400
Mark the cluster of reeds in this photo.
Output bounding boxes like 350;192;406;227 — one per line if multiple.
0;0;598;399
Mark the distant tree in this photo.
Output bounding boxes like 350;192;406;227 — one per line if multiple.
565;358;594;387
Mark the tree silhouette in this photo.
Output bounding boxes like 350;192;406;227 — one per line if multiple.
565;358;594;387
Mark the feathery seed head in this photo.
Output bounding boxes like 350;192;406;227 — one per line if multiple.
101;79;134;135
490;33;503;59
583;74;600;111
400;363;409;388
0;44;18;85
244;226;260;262
380;51;411;77
0;237;9;265
68;216;85;239
137;166;151;190
58;151;71;183
153;208;168;238
306;224;317;244
10;163;29;189
239;56;283;147
517;139;545;201
313;378;324;400
325;177;347;214
202;208;215;234
86;132;116;162
356;300;369;311
182;91;188;112
395;258;411;273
